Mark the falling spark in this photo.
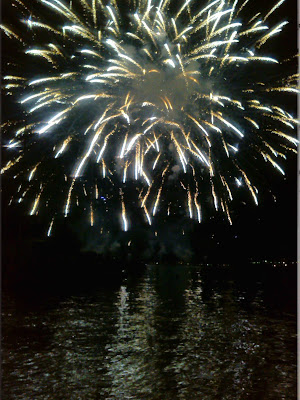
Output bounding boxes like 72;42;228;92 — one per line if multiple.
121;195;128;231
47;218;54;236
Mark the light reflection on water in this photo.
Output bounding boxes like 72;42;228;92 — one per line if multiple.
2;265;296;399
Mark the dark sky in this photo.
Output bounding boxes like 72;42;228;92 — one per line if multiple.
1;0;298;271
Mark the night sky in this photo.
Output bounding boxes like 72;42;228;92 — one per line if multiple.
1;0;298;282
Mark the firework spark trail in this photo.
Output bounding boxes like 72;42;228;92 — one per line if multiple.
1;0;298;232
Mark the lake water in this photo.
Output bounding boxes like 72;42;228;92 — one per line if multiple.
2;264;297;399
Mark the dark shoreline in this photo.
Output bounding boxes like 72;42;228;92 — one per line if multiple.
2;245;297;316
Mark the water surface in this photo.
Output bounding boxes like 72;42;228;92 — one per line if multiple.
2;264;297;399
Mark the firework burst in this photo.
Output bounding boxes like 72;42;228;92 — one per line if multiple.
1;0;298;234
